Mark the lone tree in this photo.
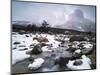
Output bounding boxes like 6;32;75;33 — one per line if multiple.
27;24;32;31
42;20;49;28
40;20;49;32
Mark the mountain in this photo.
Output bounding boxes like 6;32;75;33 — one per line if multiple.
56;9;96;32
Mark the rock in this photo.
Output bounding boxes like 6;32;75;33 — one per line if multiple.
83;43;93;49
13;42;21;45
40;43;49;47
23;48;28;50
25;35;29;37
18;32;25;35
32;40;40;45
30;44;35;48
71;52;82;60
59;42;68;47
55;57;70;67
89;37;96;42
33;37;49;43
19;48;28;51
26;50;32;55
81;48;93;55
19;45;26;47
28;57;34;63
41;46;52;52
78;44;84;48
30;44;42;55
51;53;56;57
73;59;83;66
69;36;86;42
54;52;71;67
66;47;77;53
12;47;16;50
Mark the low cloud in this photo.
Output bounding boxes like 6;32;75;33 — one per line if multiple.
58;9;95;32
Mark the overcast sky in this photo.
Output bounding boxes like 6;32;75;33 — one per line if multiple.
12;1;96;27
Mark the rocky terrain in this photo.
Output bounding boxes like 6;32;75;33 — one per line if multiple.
12;31;96;74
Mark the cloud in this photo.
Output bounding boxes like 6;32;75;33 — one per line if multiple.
58;9;95;32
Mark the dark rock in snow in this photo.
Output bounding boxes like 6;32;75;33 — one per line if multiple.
30;44;35;48
18;31;25;35
30;44;42;55
13;47;16;50
73;59;83;66
71;52;82;60
66;46;77;53
69;36;86;42
19;45;26;47
25;35;29;37
78;44;84;48
19;48;28;51
24;48;28;50
54;51;72;67
33;37;49;43
55;56;70;67
14;42;21;45
40;43;49;47
28;57;34;63
81;48;93;55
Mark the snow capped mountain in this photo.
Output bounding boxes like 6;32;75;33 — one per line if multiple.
57;9;96;32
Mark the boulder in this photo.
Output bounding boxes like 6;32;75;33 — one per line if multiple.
81;48;93;55
13;42;21;45
30;44;42;55
69;36;86;42
78;44;84;48
25;35;29;37
19;48;28;51
28;57;34;63
66;47;77;53
40;43;49;47
71;52;82;60
54;51;72;67
33;37;49;43
81;43;93;55
73;59;83;66
55;56;70;67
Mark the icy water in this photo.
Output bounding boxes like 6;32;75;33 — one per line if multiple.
12;50;71;74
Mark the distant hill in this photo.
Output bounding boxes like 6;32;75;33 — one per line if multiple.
12;20;96;33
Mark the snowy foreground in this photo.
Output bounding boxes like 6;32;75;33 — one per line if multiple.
12;32;95;73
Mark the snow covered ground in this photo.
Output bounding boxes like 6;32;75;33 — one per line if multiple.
12;50;30;64
12;32;62;65
12;31;95;73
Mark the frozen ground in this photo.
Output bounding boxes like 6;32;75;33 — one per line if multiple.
12;31;96;74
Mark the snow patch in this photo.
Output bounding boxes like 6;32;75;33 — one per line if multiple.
12;50;30;65
83;43;93;49
28;58;45;70
75;49;81;53
66;55;91;70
